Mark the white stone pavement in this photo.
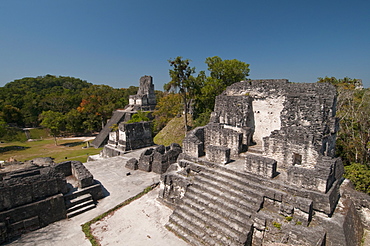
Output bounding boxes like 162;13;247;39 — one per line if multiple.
6;148;187;246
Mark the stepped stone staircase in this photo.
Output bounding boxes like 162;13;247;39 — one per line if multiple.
91;110;127;148
65;193;96;218
166;160;266;246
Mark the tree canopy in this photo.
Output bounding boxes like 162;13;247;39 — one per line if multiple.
0;75;139;139
317;76;370;194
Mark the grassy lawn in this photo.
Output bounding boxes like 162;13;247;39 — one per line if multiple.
0;138;102;163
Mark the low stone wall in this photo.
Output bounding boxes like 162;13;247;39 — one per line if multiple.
183;127;205;157
0;194;66;244
0;167;67;211
133;144;182;174
53;161;72;177
245;154;277;178
71;161;94;188
206;145;230;164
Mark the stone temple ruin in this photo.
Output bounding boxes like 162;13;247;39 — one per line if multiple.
98;75;157;158
91;75;156;148
159;79;368;246
0;158;103;243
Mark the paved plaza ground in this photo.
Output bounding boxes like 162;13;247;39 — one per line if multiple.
6;148;188;246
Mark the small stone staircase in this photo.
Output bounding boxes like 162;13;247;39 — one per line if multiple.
166;161;265;246
65;193;96;218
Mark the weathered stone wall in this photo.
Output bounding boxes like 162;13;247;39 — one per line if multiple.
0;167;67;211
206;145;230;164
182;127;205;157
216;79;339;168
245;154;277;178
71;161;94;188
117;121;153;151
0;194;66;243
129;75;156;107
135;144;182;174
204;123;243;157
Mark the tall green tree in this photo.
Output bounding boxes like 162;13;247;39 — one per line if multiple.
78;85;131;130
39;110;65;145
65;109;85;135
317;77;368;164
195;56;250;122
153;93;183;132
165;57;196;133
317;77;370;194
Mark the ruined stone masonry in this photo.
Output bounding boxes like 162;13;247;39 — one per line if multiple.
0;158;104;243
91;75;156;148
159;79;369;246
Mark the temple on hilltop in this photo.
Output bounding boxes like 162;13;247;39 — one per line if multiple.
91;75;156;149
158;79;369;246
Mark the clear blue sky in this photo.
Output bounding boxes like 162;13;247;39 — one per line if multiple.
1;0;369;89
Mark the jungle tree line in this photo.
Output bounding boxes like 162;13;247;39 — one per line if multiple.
317;77;370;194
0;75;138;140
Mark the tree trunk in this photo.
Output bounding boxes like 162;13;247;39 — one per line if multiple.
53;135;58;146
183;92;188;135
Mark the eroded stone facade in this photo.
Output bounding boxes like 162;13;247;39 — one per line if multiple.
160;79;368;246
0;159;104;243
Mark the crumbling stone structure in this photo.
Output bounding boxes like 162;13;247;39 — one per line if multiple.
101;121;154;157
91;75;156;148
126;144;182;174
0;159;104;243
159;79;368;246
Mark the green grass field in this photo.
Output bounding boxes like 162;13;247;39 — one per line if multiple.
0;138;102;163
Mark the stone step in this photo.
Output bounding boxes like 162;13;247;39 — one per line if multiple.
194;173;263;207
67;199;94;213
67;203;96;218
198;163;271;196
190;180;259;214
166;222;204;246
185;186;252;224
247;145;263;155
174;207;243;246
169;209;228;246
65;193;93;209
197;169;264;199
180;196;250;235
168;214;214;246
176;200;251;245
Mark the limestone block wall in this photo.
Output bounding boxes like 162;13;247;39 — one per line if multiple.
136;144;182;174
0;194;66;243
204;123;243;156
245;154;277;178
0;167;67;211
117;121;153;151
212;95;253;128
206;145;230;164
251;96;285;146
218;80;338;168
71;161;94;188
183;127;205;157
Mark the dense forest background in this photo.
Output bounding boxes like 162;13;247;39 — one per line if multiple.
0;59;369;194
0;75;139;140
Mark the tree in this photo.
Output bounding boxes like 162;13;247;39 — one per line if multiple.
39;111;65;145
153;93;183;132
165;57;196;134
195;56;250;122
0;117;6;139
1;105;23;126
127;111;151;123
77;85;130;130
317;77;369;165
65;109;85;135
317;77;370;195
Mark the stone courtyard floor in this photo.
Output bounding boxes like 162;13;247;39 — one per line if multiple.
6;148;188;246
